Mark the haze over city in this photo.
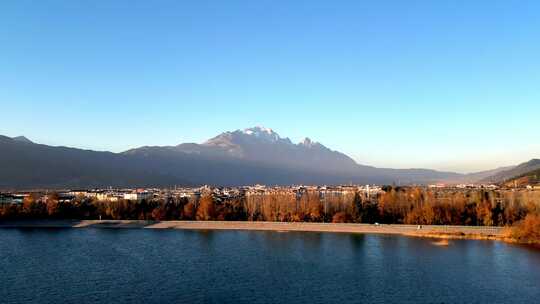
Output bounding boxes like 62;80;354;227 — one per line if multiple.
2;1;540;173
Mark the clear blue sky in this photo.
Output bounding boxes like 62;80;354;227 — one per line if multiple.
1;1;539;173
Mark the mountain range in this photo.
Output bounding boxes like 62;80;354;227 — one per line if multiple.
481;159;540;184
504;167;540;187
0;126;536;189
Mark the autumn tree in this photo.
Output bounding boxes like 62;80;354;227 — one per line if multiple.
476;199;493;226
183;202;196;220
332;211;352;223
23;193;45;218
196;195;216;221
509;213;540;244
46;193;60;217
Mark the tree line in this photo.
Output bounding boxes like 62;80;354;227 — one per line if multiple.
1;187;539;228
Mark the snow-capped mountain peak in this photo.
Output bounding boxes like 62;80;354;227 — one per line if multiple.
240;126;280;141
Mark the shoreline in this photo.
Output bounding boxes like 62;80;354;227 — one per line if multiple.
0;220;507;241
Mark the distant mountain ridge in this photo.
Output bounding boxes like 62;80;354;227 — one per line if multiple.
0;128;534;189
126;127;358;171
11;136;33;144
123;126;463;185
445;165;517;184
0;134;190;189
199;127;361;173
504;168;540;187
481;159;540;183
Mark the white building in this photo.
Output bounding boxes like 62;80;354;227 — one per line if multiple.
123;191;152;201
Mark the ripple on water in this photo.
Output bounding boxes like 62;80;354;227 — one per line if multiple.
0;229;539;304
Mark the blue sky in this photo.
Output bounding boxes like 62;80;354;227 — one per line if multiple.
1;0;539;173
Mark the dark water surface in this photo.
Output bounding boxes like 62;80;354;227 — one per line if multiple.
1;229;539;304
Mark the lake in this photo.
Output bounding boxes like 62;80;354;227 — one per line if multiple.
0;228;539;304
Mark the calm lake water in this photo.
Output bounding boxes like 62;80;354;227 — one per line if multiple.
1;229;539;304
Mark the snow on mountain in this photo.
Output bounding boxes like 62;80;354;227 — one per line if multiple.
205;126;293;147
120;126;471;185
241;126;281;141
0;128;472;188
